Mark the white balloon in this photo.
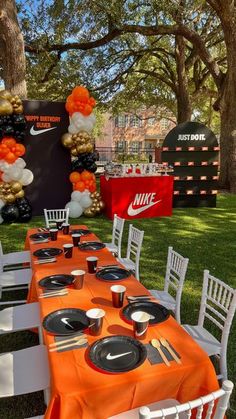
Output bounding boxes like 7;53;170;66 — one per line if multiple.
71;191;82;202
68;122;78;134
0;199;5;210
80;195;92;209
69;112;96;133
0;161;10;171
15;158;26;169
2;173;11;182
19;169;34;186
7;166;23;181
0;215;3;224
65;201;83;218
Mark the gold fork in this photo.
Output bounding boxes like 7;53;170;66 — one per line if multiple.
151;339;170;367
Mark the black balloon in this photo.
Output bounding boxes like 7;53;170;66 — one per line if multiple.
2;124;15;136
1;204;19;223
16;197;32;222
87;163;97;173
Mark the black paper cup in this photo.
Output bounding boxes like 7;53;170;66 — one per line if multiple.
49;228;58;241
71;270;85;289
63;243;73;258
110;285;126;308
72;234;81;246
86;308;105;336
86;256;98;273
131;311;150;340
56;219;65;230
62;224;70;235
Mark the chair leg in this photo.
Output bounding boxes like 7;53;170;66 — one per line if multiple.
219;353;228;381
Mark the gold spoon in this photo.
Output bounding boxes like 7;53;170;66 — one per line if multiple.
151;339;170;366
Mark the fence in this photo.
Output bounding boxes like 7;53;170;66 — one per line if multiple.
95;147;156;164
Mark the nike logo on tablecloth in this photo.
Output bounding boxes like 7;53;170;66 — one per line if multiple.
127;199;162;216
30;126;57;136
106;351;132;360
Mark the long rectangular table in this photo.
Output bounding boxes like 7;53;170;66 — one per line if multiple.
26;226;219;419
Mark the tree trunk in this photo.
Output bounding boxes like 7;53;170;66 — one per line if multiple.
0;0;27;98
175;35;192;123
218;72;236;192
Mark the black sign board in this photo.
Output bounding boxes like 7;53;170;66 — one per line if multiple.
23;100;71;215
162;122;219;207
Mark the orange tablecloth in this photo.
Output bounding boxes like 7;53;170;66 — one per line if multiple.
26;226;219;419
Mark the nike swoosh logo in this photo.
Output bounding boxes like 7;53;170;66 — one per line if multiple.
61;317;74;329
127;200;162;216
106;351;132;360
30;126;57;136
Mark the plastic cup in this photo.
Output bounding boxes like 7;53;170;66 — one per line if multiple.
110;285;126;308
86;308;105;336
49;228;58;241
62;224;70;234
56;219;65;230
72;234;81;246
86;256;98;273
71;269;85;290
131;311;150;340
63;243;73;258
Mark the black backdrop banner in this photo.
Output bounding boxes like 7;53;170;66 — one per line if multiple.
23;100;71;216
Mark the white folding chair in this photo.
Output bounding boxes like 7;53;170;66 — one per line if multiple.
183;270;236;381
0;345;50;406
0;240;31;271
0;268;32;306
0;302;43;342
149;247;189;323
43;208;69;228
108;380;233;419
105;214;125;258
117;225;144;281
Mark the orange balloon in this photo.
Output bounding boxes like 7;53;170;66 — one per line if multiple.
72;86;89;102
5;152;17;164
89;184;96;193
81;170;92;181
65;101;74;114
69;172;81;183
0;144;9;157
81;104;93;116
2;137;16;148
66;94;74;104
14;143;25;157
74;180;85;192
88;97;96;107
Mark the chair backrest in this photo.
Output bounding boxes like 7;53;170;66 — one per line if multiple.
138;380;233;419
44;208;69;228
198;270;236;346
126;225;144;281
112;214;125;258
164;247;189;321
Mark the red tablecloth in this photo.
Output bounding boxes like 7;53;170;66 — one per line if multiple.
26;226;219;419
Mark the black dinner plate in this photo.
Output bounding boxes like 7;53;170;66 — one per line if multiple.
88;335;147;373
33;248;63;258
39;274;74;290
43;308;89;335
78;242;105;251
70;229;91;236
96;267;131;282
30;233;50;240
122;302;170;325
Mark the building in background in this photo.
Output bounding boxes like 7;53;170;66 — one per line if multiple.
96;108;176;162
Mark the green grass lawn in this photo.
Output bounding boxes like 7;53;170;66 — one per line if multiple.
0;192;235;418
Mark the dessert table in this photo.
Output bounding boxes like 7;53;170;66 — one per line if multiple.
26;226;219;419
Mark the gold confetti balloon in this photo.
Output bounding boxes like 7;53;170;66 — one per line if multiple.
11;181;22;194
61;133;73;148
15;189;25;199
5;193;16;204
0;90;12;101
